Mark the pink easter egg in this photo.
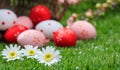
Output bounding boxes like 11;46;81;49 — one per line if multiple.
17;30;49;47
15;16;33;29
70;20;96;40
0;9;17;31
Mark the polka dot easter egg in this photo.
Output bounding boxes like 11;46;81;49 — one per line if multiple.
4;25;28;43
69;20;96;40
35;20;63;40
53;28;77;47
0;9;17;31
15;16;33;29
30;5;51;26
17;30;49;47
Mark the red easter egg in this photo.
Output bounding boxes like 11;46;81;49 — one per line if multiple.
30;5;51;25
53;28;77;47
4;25;28;43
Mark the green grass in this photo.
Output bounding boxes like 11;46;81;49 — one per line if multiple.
0;0;120;70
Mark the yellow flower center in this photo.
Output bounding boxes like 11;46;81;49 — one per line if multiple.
44;53;53;62
9;51;17;58
28;50;36;56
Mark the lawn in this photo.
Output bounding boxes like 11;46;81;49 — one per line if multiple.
0;0;120;70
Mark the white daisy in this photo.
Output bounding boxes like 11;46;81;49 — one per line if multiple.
21;45;41;59
1;44;22;61
37;46;62;66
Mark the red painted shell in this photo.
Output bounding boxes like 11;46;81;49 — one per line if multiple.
53;28;77;47
30;5;51;26
4;25;28;43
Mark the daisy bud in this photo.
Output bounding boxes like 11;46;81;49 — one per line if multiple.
102;3;109;11
95;3;102;9
102;3;109;8
106;0;113;4
85;9;93;18
71;13;78;19
67;0;81;5
58;0;65;4
67;17;74;27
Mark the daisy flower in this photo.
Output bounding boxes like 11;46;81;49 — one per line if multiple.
21;45;41;59
37;46;62;66
1;44;22;61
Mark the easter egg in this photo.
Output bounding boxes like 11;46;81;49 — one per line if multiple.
4;25;28;43
53;28;77;47
70;20;96;40
0;9;17;31
35;20;63;40
30;5;51;25
17;30;49;47
15;16;33;29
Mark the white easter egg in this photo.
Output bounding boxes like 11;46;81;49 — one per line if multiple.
35;20;63;40
0;9;17;31
17;29;49;47
15;16;33;29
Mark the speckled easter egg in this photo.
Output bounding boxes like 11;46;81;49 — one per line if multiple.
4;25;28;43
15;16;33;29
35;20;63;40
0;9;17;31
70;20;96;40
53;28;77;47
17;30;49;47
